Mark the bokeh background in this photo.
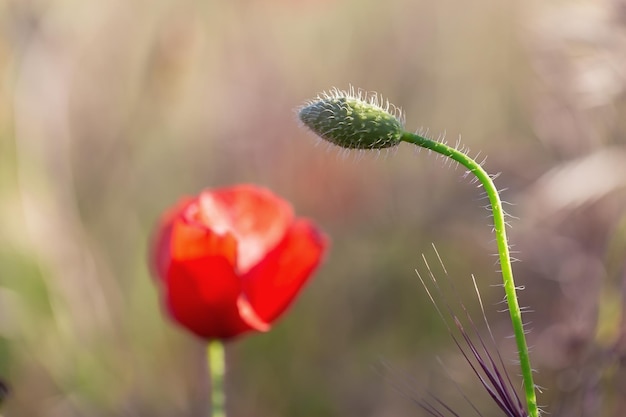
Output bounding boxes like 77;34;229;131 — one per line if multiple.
1;0;626;416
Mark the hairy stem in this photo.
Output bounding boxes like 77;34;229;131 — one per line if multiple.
208;341;226;417
401;131;538;417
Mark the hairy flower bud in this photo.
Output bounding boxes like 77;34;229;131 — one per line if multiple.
298;87;405;149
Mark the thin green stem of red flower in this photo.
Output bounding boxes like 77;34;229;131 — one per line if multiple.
401;132;538;417
208;340;226;417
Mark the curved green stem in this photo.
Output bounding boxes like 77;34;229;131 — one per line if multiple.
208;340;226;417
401;131;538;417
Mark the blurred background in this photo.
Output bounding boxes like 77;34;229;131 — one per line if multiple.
1;0;626;416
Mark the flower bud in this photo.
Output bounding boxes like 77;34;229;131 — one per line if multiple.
298;87;405;149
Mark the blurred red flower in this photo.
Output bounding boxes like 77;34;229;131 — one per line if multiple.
151;185;328;340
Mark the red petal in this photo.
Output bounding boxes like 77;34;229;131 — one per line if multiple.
241;219;328;324
197;185;294;273
170;215;237;265
150;197;195;282
236;295;271;332
165;256;258;339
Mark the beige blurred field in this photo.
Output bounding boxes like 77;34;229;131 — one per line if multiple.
1;0;626;416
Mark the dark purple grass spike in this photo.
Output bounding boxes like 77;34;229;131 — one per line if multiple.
453;317;524;417
473;341;524;416
453;315;518;413
448;323;515;416
417;269;502;416
420;256;527;417
431;260;527;417
439;273;522;410
425;273;516;415
465;276;526;413
426;282;517;417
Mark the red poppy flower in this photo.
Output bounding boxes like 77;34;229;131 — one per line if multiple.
151;185;328;340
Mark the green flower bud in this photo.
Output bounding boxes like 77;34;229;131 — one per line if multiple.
298;87;405;149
